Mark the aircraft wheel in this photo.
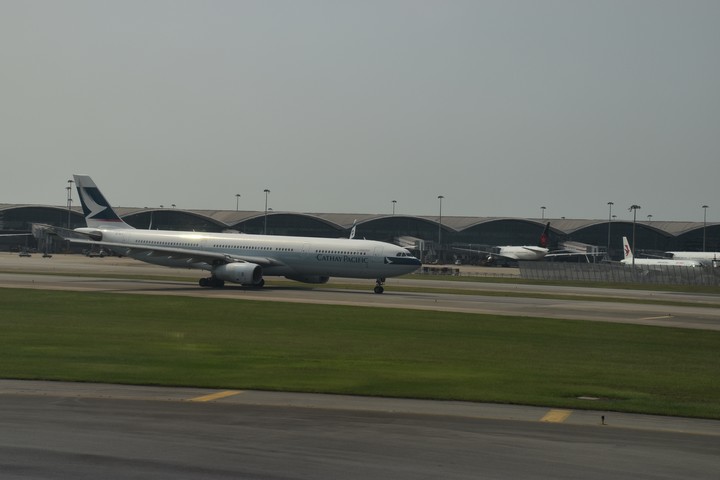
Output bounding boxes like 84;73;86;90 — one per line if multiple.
199;277;209;287
374;285;384;294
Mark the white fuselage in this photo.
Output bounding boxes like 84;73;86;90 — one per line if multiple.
666;251;719;265
620;257;704;268
496;246;548;261
96;228;420;280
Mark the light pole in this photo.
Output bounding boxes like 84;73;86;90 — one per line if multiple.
607;202;614;259
541;206;546;220
392;200;397;215
437;195;444;260
235;194;241;211
647;214;652;223
629;204;641;268
66;179;74;229
702;205;709;252
264;189;270;234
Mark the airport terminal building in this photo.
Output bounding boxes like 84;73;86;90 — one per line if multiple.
1;203;718;263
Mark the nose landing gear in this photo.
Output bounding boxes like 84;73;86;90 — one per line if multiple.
374;277;386;294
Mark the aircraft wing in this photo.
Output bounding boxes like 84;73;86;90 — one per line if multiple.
517;246;548;254
452;246;494;256
38;224;285;268
452;246;542;258
545;251;593;257
80;239;285;268
451;246;519;261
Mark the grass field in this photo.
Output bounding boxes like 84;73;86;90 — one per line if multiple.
2;288;719;419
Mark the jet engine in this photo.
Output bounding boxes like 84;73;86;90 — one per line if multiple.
213;262;263;285
285;275;330;284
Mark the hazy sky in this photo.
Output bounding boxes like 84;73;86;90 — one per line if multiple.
2;0;718;221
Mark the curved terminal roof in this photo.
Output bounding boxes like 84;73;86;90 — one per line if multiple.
1;204;717;249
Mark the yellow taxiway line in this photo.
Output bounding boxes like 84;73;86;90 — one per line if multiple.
189;390;243;402
540;409;572;423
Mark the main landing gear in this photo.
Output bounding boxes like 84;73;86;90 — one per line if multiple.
198;276;266;288
199;276;225;288
374;277;386;294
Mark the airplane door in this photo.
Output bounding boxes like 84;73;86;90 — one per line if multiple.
301;243;311;262
373;246;384;264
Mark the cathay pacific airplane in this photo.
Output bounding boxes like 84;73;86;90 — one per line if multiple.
58;175;421;293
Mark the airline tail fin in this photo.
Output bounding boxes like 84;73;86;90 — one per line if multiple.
73;175;133;229
622;236;633;260
538;222;550;248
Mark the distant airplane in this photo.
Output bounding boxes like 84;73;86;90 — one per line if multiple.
48;175;421;293
454;222;551;264
665;250;719;267
621;237;703;268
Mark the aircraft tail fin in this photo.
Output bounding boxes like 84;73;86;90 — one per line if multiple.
538;222;550;248
622;236;633;261
73;175;133;229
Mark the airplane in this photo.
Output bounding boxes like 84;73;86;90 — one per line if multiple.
48;175;421;293
664;250;719;267
454;222;551;264
621;237;703;268
493;221;551;261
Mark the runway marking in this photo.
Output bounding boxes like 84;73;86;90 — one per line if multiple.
189;390;243;402
540;409;572;423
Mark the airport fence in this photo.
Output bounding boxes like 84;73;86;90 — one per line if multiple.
519;262;720;287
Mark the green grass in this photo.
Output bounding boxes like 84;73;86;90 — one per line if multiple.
2;288;720;419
